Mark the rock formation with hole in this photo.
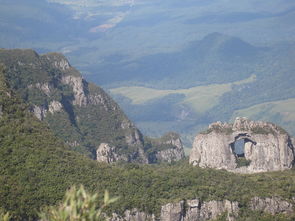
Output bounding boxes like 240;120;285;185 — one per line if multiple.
189;117;295;173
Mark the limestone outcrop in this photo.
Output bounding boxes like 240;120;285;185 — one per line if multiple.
189;117;295;173
106;196;294;220
107;199;239;221
96;143;148;164
0;49;151;161
109;209;156;221
153;133;185;163
160;199;239;221
250;197;294;215
0;49;185;164
145;132;185;163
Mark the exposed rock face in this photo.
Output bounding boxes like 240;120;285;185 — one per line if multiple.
122;120;144;146
197;200;239;221
189;117;295;173
96;143;121;163
146;132;185;163
154;135;185;163
109;209;156;221
35;82;52;96
160;201;185;221
0;49;149;161
61;75;88;107
48;101;63;114
32;105;47;120
96;142;149;164
0;49;184;164
161;199;239;221
108;199;239;221
250;197;294;215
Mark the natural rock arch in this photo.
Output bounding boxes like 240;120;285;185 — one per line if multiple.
189;117;295;173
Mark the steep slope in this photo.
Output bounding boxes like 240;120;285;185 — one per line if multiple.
0;49;147;162
1;65;295;220
0;64;105;219
0;49;185;163
189;117;295;173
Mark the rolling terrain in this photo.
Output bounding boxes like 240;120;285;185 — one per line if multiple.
1;0;295;145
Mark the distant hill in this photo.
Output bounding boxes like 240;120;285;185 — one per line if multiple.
88;32;266;88
109;33;295;143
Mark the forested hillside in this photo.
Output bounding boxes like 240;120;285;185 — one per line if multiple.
1;64;295;220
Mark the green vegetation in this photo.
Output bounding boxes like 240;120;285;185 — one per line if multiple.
0;209;10;221
144;132;180;152
231;98;295;136
0;49;145;159
39;185;118;221
236;157;251;168
0;72;294;220
200;125;234;135
110;75;255;114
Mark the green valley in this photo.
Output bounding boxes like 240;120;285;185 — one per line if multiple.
111;75;256;114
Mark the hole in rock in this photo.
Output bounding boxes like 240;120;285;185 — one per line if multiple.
233;139;245;157
231;138;252;167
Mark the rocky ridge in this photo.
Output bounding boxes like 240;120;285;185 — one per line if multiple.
147;132;185;163
0;49;184;163
107;199;239;221
107;196;294;221
189;117;295;173
250;197;294;215
96;132;185;164
0;49;146;161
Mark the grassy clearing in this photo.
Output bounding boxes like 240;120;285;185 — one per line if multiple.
111;75;256;113
232;98;295;122
231;98;295;136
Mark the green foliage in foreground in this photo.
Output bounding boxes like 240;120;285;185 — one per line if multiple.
0;209;10;221
39;185;118;221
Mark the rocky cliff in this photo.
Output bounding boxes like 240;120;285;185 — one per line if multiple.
144;132;185;163
0;49;148;162
107;199;239;221
107;196;295;221
250;197;294;215
0;49;184;163
189;117;295;173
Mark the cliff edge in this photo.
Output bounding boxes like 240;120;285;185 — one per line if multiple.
189;117;295;173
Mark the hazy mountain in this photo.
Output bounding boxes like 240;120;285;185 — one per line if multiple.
108;33;295;144
88;32;266;88
1;0;295;144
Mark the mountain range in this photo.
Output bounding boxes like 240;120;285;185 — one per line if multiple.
2;0;295;145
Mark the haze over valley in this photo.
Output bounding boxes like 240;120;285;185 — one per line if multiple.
1;1;295;220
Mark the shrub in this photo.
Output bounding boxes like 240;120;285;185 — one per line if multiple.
39;185;118;221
